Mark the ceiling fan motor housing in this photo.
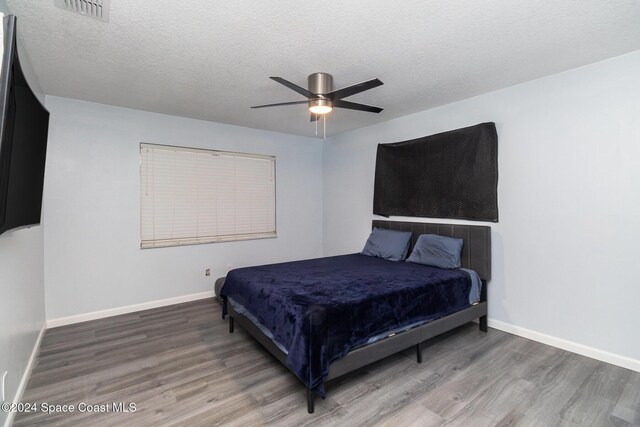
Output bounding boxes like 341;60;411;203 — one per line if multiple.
308;73;333;97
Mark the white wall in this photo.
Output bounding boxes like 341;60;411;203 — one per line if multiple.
0;228;45;426
43;96;323;320
0;4;46;426
324;50;640;365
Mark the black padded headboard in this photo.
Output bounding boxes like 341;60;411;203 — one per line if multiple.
372;220;492;281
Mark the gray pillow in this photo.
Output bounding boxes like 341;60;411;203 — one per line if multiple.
406;234;463;269
362;228;412;261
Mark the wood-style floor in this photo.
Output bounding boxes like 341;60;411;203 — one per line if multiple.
15;299;640;426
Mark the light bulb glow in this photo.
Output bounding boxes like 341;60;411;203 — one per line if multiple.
309;105;333;114
309;99;333;115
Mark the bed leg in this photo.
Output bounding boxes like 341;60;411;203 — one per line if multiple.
229;316;234;333
416;342;423;364
307;387;314;414
479;315;488;333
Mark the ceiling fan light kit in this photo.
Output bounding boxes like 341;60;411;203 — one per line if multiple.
309;99;333;115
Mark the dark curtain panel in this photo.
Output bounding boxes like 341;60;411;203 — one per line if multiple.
373;122;498;222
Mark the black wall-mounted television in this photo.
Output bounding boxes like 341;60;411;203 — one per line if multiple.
0;15;50;236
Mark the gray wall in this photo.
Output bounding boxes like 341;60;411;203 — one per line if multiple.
0;227;45;426
0;3;46;427
43;96;324;320
323;50;640;369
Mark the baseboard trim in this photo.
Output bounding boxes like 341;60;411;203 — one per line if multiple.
4;323;46;427
46;291;214;329
488;319;640;373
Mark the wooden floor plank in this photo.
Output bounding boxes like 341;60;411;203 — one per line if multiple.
558;362;631;426
14;299;640;427
612;372;640;425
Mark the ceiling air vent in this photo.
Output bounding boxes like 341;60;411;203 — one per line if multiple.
54;0;110;22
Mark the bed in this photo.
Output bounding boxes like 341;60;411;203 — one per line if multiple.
221;220;491;413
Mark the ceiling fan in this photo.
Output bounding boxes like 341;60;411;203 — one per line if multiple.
251;73;384;122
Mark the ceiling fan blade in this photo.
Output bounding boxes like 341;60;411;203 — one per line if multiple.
327;78;383;101
310;113;320;122
270;77;314;98
251;100;309;109
333;99;383;113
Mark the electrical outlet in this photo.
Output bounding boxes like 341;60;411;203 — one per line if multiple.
205;268;211;277
1;371;7;402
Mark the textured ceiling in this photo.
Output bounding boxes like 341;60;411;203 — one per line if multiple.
7;0;640;137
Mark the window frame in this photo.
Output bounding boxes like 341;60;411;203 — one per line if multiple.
139;142;277;249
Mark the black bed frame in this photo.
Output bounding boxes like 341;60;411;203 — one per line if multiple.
226;220;491;413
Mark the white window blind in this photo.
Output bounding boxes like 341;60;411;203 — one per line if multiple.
140;143;276;248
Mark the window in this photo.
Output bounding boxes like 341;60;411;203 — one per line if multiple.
140;143;276;248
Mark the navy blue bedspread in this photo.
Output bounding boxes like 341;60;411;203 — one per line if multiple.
220;254;471;397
